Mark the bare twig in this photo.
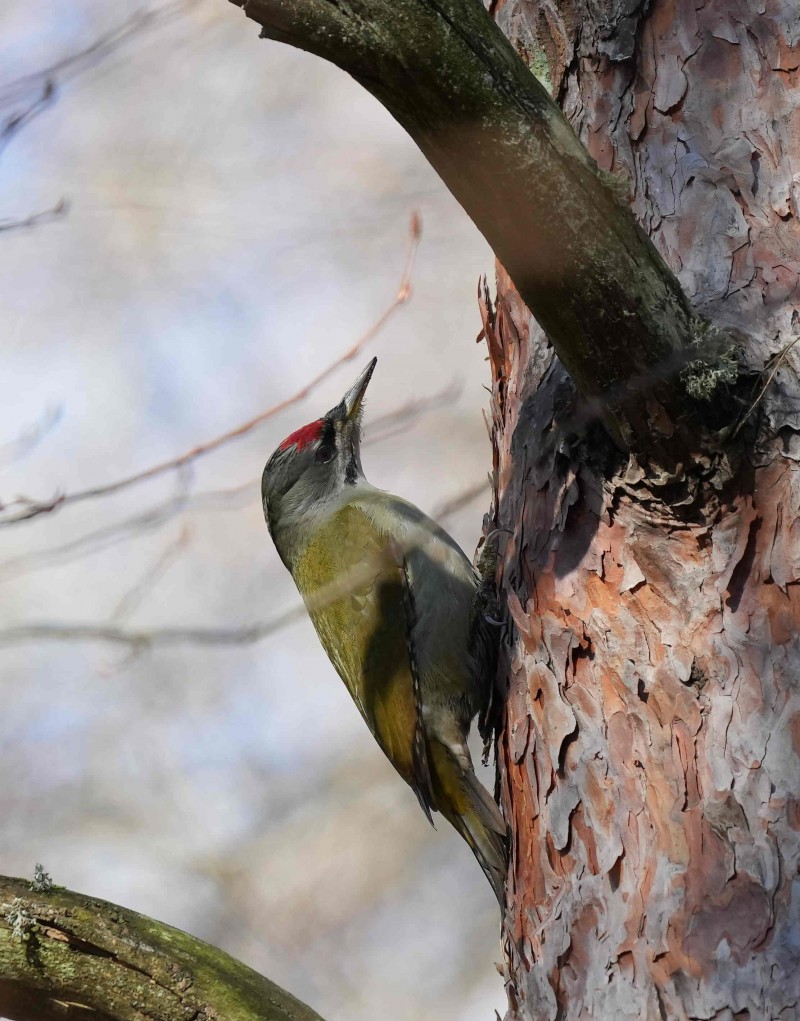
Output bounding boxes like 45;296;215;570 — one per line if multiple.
434;479;490;522
364;380;461;445
0;377;456;586
0;478;489;650
0;5;191;237
0;469;193;583
0;80;56;158
0;610;307;651
0;403;63;466
0;199;68;233
110;524;192;621
0;214;421;527
0;3;191;108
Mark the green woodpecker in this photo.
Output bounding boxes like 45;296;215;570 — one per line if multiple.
262;358;507;902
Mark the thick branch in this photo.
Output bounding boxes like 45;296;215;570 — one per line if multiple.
230;0;708;457
0;875;324;1021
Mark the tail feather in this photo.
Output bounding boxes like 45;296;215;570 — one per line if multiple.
430;743;508;907
454;770;508;906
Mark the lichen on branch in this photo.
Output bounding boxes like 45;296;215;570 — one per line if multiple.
0;875;325;1021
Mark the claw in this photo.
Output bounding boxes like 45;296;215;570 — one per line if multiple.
474;527;511;577
483;612;505;627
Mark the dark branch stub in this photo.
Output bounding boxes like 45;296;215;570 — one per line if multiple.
229;0;733;466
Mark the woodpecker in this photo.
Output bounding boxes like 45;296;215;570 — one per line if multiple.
262;358;507;903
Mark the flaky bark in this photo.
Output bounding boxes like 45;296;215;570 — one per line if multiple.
228;0;727;461
0;876;324;1021
485;2;800;1019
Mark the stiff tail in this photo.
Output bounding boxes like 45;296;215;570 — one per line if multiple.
430;743;508;906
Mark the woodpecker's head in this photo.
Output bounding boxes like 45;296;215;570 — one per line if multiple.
262;357;376;551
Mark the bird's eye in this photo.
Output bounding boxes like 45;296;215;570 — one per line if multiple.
315;442;336;464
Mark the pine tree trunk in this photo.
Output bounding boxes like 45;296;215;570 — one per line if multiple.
487;2;800;1017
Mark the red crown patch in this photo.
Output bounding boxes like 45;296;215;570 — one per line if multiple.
278;419;324;452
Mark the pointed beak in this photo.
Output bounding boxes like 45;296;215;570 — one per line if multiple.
340;357;376;423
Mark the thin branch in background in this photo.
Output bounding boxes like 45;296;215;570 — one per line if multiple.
0;79;56;159
0;3;191;108
0;199;68;234
0;468;193;584
0;213;422;527
0;378;456;586
434;479;490;523
0;403;63;467
0;479;489;651
364;380;462;446
110;524;192;622
0;5;190;232
0;610;307;652
100;524;193;674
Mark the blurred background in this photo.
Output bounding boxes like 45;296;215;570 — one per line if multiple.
0;2;503;1019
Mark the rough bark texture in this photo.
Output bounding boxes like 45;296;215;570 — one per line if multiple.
230;0;730;462
484;2;800;1018
0;876;325;1021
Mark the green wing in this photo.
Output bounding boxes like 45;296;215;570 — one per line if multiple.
292;504;436;816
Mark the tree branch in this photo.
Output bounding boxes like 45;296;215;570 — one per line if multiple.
0;874;324;1021
229;0;719;459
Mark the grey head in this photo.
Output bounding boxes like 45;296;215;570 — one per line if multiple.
262;357;376;562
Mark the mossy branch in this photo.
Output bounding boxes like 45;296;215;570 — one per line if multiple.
0;875;325;1021
228;0;710;461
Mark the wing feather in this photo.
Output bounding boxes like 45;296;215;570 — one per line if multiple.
293;504;437;815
